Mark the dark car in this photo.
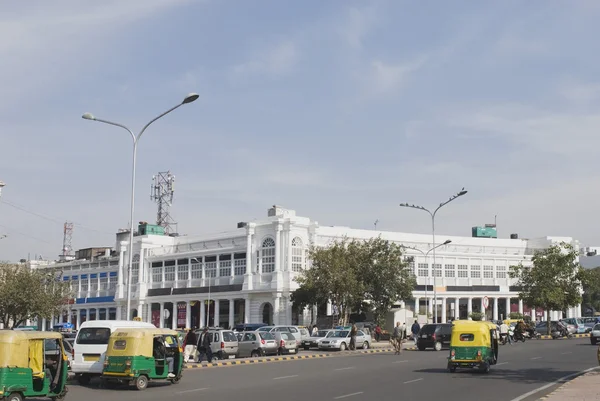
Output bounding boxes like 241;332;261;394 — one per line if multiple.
417;323;452;351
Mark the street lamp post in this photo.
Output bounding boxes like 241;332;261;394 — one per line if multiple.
400;188;467;323
82;93;199;320
404;240;452;321
0;181;5;201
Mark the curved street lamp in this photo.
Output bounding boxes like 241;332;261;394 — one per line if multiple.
82;93;199;320
400;188;467;323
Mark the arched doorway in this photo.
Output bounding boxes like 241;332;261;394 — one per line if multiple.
260;302;273;325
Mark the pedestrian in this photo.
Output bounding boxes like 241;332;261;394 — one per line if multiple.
411;320;420;346
392;322;402;354
312;325;318;336
375;325;382;342
349;323;358;350
183;327;198;363
401;322;407;341
196;327;213;363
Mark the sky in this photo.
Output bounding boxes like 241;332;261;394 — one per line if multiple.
1;0;599;262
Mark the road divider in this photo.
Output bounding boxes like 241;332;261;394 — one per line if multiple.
185;353;331;369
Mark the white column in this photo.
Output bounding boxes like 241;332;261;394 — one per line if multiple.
230;253;235;280
244;224;254;291
467;298;473;319
85;309;90;322
480;298;486;320
171;303;177;329
441;297;447;323
518;299;524;315
185;302;191;329
577;304;582;317
275;224;282;272
229;299;235;329
414;297;420;315
200;301;206;328
244;298;250;324
493;297;499;321
159;303;165;328
274;296;281;325
76;311;81;329
214;300;220;327
59;314;64;324
427;297;433;315
41;318;46;331
286;298;292;325
67;311;71;324
505;298;511;319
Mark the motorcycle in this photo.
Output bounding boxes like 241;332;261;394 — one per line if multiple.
513;330;526;343
551;326;573;339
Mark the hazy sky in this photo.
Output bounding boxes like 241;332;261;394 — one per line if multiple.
1;0;599;262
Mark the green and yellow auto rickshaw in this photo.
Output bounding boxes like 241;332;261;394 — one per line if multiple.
101;328;183;390
0;330;69;401
447;320;499;373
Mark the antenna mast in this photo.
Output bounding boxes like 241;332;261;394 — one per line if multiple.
59;222;75;261
150;171;177;234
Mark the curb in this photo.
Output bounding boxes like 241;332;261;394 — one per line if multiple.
539;333;589;340
184;353;331;369
537;370;600;400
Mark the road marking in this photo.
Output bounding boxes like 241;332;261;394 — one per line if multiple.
496;362;508;366
393;360;409;364
404;378;424;384
509;366;600;401
273;375;299;380
561;352;572;355
176;388;208;394
530;356;542;360
335;367;355;371
334;392;364;399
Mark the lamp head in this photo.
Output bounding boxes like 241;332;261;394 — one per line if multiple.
458;190;468;196
0;181;5;188
82;112;96;120
443;240;452;245
182;93;199;104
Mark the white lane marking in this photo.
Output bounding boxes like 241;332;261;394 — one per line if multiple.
176;388;208;394
561;352;572;355
334;392;364;399
496;362;509;366
335;367;355;371
273;375;299;380
530;356;542;360
509;366;600;401
393;360;409;364
404;378;424;384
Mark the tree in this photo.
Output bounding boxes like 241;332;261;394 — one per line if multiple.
509;312;524;320
358;238;417;326
469;312;484;321
509;242;586;335
0;262;72;328
581;267;600;313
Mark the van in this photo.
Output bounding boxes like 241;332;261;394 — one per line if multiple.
72;320;155;384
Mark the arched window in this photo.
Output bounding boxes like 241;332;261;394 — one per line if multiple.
261;237;276;273
291;237;304;272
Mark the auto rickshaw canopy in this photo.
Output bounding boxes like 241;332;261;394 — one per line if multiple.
107;328;179;357
0;330;64;368
450;320;495;347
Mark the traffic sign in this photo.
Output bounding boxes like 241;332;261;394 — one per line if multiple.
482;296;489;309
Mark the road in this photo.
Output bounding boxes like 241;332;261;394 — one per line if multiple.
58;338;597;401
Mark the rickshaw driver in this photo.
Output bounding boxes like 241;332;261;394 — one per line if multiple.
153;336;176;378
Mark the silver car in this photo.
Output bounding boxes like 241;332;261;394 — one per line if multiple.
257;325;304;347
195;328;239;360
303;329;334;350
273;331;299;355
591;323;600;345
318;329;371;351
237;331;278;357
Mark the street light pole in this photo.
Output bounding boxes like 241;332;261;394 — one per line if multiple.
400;188;467;323
404;240;452;321
82;93;199;320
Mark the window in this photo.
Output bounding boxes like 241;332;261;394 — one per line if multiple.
109;276;117;290
470;266;481;278
80;279;88;292
291;237;304;272
90;278;98;291
131;262;139;284
432;263;442;277
113;340;127;350
243;333;256;342
205;261;217;278
483;265;494;279
222;331;237;342
459;333;474;342
191;261;202;279
458;264;468;278
100;277;108;290
76;328;111;345
234;259;246;275
417;263;428;277
445;264;455;278
177;264;189;281
496;266;506;279
152;266;162;283
219;260;231;277
261;237;276;273
260;332;275;340
164;266;176;281
71;279;79;293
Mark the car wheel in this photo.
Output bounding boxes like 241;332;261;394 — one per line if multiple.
362;341;369;349
135;375;148;391
418;345;426;351
434;341;442;351
6;392;23;401
592;338;597;345
250;350;260;358
339;343;346;351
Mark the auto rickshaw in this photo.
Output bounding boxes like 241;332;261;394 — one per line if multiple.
101;328;183;390
0;330;69;401
447;320;499;373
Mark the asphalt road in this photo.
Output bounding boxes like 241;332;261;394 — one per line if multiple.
56;338;598;401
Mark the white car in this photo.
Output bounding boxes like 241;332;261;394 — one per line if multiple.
302;329;334;350
590;323;600;345
318;329;371;351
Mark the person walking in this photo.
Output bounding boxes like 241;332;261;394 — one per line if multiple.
197;327;213;363
411;320;421;346
183;328;198;364
312;325;318;336
375;325;382;342
349;323;358;350
392;322;402;354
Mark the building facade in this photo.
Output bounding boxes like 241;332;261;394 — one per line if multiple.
32;205;582;330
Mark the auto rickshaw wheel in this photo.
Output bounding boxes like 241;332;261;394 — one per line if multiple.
480;362;490;373
134;375;149;391
447;363;456;373
170;375;182;384
6;392;23;401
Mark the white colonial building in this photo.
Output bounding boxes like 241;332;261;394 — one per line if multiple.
31;205;581;331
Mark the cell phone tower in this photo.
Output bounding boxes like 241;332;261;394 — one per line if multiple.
150;171;177;234
59;222;75;261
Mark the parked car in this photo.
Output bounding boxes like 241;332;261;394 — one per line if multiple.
273;331;299;355
303;329;334;350
194;327;239;360
256;325;305;347
561;318;586;334
582;317;599;333
237;331;278;357
64;338;74;369
590;323;600;345
417;323;452;351
234;323;268;332
318;329;371;351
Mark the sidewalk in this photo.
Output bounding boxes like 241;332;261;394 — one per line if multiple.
541;371;600;400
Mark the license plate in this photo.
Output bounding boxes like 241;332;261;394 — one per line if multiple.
289;349;296;353
83;355;100;362
228;355;235;359
422;335;427;338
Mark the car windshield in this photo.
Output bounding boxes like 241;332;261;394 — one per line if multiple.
259;332;275;340
257;327;272;332
76;328;111;345
222;331;237;342
594;324;600;331
315;330;329;337
329;331;349;338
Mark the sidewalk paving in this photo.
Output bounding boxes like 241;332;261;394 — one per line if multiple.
540;370;600;400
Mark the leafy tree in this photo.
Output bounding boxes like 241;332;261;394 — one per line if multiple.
509;242;586;335
581;267;600;312
469;312;484;321
509;312;524;320
358;238;417;326
0;262;72;328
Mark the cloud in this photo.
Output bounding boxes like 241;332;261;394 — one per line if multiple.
337;5;380;49
231;41;299;79
367;56;428;94
559;81;600;105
